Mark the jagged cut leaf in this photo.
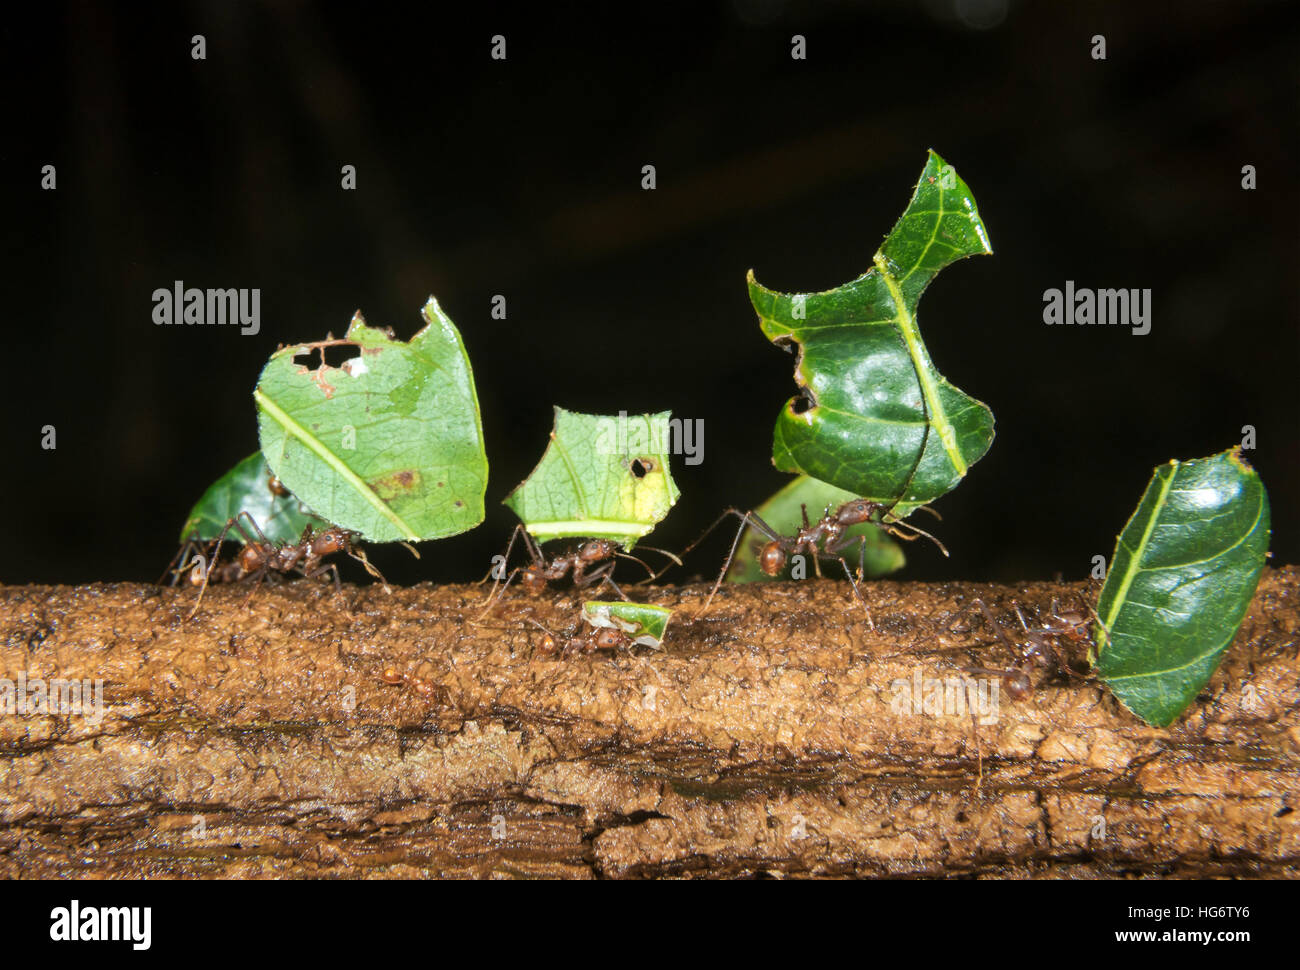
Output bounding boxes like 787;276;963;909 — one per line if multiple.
1095;448;1271;728
179;452;328;544
749;149;994;513
582;601;674;649
504;408;680;549
254;297;488;543
726;474;904;583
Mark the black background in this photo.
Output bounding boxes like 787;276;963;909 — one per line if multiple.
3;0;1296;587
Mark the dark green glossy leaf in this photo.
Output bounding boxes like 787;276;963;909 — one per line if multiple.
582;601;674;649
726;475;904;583
748;149;994;514
503;408;680;549
179;452;328;544
255;298;488;543
1095;448;1271;728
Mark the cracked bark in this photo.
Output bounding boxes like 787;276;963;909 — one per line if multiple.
1;567;1296;878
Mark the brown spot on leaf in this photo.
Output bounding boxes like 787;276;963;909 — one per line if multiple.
368;469;422;501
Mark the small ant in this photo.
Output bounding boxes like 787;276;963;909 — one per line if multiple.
476;524;680;617
520;615;637;658
380;666;449;701
168;512;387;619
959;598;1100;700
683;497;947;629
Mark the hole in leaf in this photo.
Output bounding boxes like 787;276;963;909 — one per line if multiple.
292;343;362;369
320;344;362;368
790;388;816;414
630;458;654;478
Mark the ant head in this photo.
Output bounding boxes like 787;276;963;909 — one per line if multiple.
578;540;616;562
311;529;351;558
836;500;881;527
759;541;787;576
593;627;624;651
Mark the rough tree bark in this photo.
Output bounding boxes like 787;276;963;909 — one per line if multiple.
1;567;1296;878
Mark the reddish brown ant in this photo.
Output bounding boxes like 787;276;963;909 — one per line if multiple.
524;617;632;658
379;666;449;701
476;524;681;617
958;598;1101;701
682;360;949;630
170;512;387;619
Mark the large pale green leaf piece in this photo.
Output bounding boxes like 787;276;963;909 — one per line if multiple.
748;149;994;514
582;601;674;649
726;475;904;583
504;408;680;549
1095;448;1271;728
254;298;488;543
179;452;327;544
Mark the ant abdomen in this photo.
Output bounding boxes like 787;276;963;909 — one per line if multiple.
759;541;787;576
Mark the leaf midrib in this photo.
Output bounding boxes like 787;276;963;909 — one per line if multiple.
1097;463;1178;655
254;388;419;540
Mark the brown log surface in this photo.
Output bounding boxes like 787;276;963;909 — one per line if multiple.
1;567;1297;878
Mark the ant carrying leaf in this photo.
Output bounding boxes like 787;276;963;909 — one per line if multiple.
682;398;947;630
170;512;388;620
478;408;683;616
684;150;996;628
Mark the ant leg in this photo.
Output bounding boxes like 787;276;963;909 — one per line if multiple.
473;565;524;624
186;514;260;620
160;534;208;587
694;509;786;612
348;546;390;594
626;544;683;585
832;554;875;631
478;524;526;585
575;561;630;602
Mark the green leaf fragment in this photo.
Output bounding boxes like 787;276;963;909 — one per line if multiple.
582;601;674;649
179;452;329;545
1095;447;1271;728
503;407;680;549
748;149;994;514
254;297;489;543
726;474;905;583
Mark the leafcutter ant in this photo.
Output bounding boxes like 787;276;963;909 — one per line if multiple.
168;512;387;619
959;598;1101;700
682;349;951;629
522;616;635;658
476;524;681;617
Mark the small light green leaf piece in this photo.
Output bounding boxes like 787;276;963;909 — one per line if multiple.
503;407;680;549
726;474;904;583
254;297;488;543
1095;447;1271;728
179;452;328;544
748;149;994;513
582;601;674;649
